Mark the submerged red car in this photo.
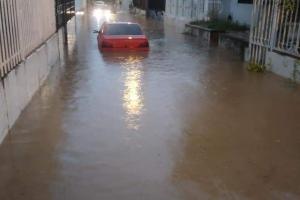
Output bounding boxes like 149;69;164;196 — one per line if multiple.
96;22;149;51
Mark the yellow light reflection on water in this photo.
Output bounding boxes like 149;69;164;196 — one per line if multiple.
123;56;144;130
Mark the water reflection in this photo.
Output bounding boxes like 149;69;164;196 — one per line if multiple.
101;52;148;130
67;18;77;55
122;55;145;130
101;51;149;64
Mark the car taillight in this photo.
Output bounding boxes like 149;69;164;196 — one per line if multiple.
139;41;149;48
102;41;113;48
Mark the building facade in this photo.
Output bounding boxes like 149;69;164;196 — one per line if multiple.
165;0;253;25
164;0;299;81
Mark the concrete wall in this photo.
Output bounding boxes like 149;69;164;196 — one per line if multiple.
266;51;300;83
0;29;65;144
221;0;253;26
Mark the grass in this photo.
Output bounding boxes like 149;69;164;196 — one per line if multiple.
190;19;249;31
247;62;266;73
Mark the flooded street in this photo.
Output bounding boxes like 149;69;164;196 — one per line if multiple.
1;9;300;200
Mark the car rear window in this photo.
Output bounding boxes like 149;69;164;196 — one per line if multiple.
105;24;143;35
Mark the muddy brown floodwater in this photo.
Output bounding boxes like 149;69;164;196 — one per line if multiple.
0;9;300;200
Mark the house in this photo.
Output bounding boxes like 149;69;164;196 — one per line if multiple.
165;0;299;82
164;0;253;28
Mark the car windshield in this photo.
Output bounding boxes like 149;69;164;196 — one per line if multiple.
105;24;143;35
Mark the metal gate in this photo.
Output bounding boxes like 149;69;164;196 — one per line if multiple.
0;0;56;78
55;0;75;29
250;0;300;65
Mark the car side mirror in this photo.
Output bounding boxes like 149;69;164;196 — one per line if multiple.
93;30;100;34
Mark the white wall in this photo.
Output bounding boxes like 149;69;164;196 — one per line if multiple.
121;0;131;11
221;0;253;26
165;0;206;21
0;29;65;144
164;0;207;33
266;51;300;83
164;0;252;26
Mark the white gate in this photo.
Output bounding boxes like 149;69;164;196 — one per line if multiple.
0;0;56;78
250;0;300;65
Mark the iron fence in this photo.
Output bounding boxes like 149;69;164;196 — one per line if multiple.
250;0;300;65
0;0;56;78
55;0;75;29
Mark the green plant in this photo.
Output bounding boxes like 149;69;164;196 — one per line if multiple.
283;0;296;12
247;62;266;73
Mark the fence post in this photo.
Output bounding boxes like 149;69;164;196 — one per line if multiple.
269;0;279;52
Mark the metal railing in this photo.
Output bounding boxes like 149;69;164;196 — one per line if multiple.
250;0;300;65
0;0;56;78
55;0;75;29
